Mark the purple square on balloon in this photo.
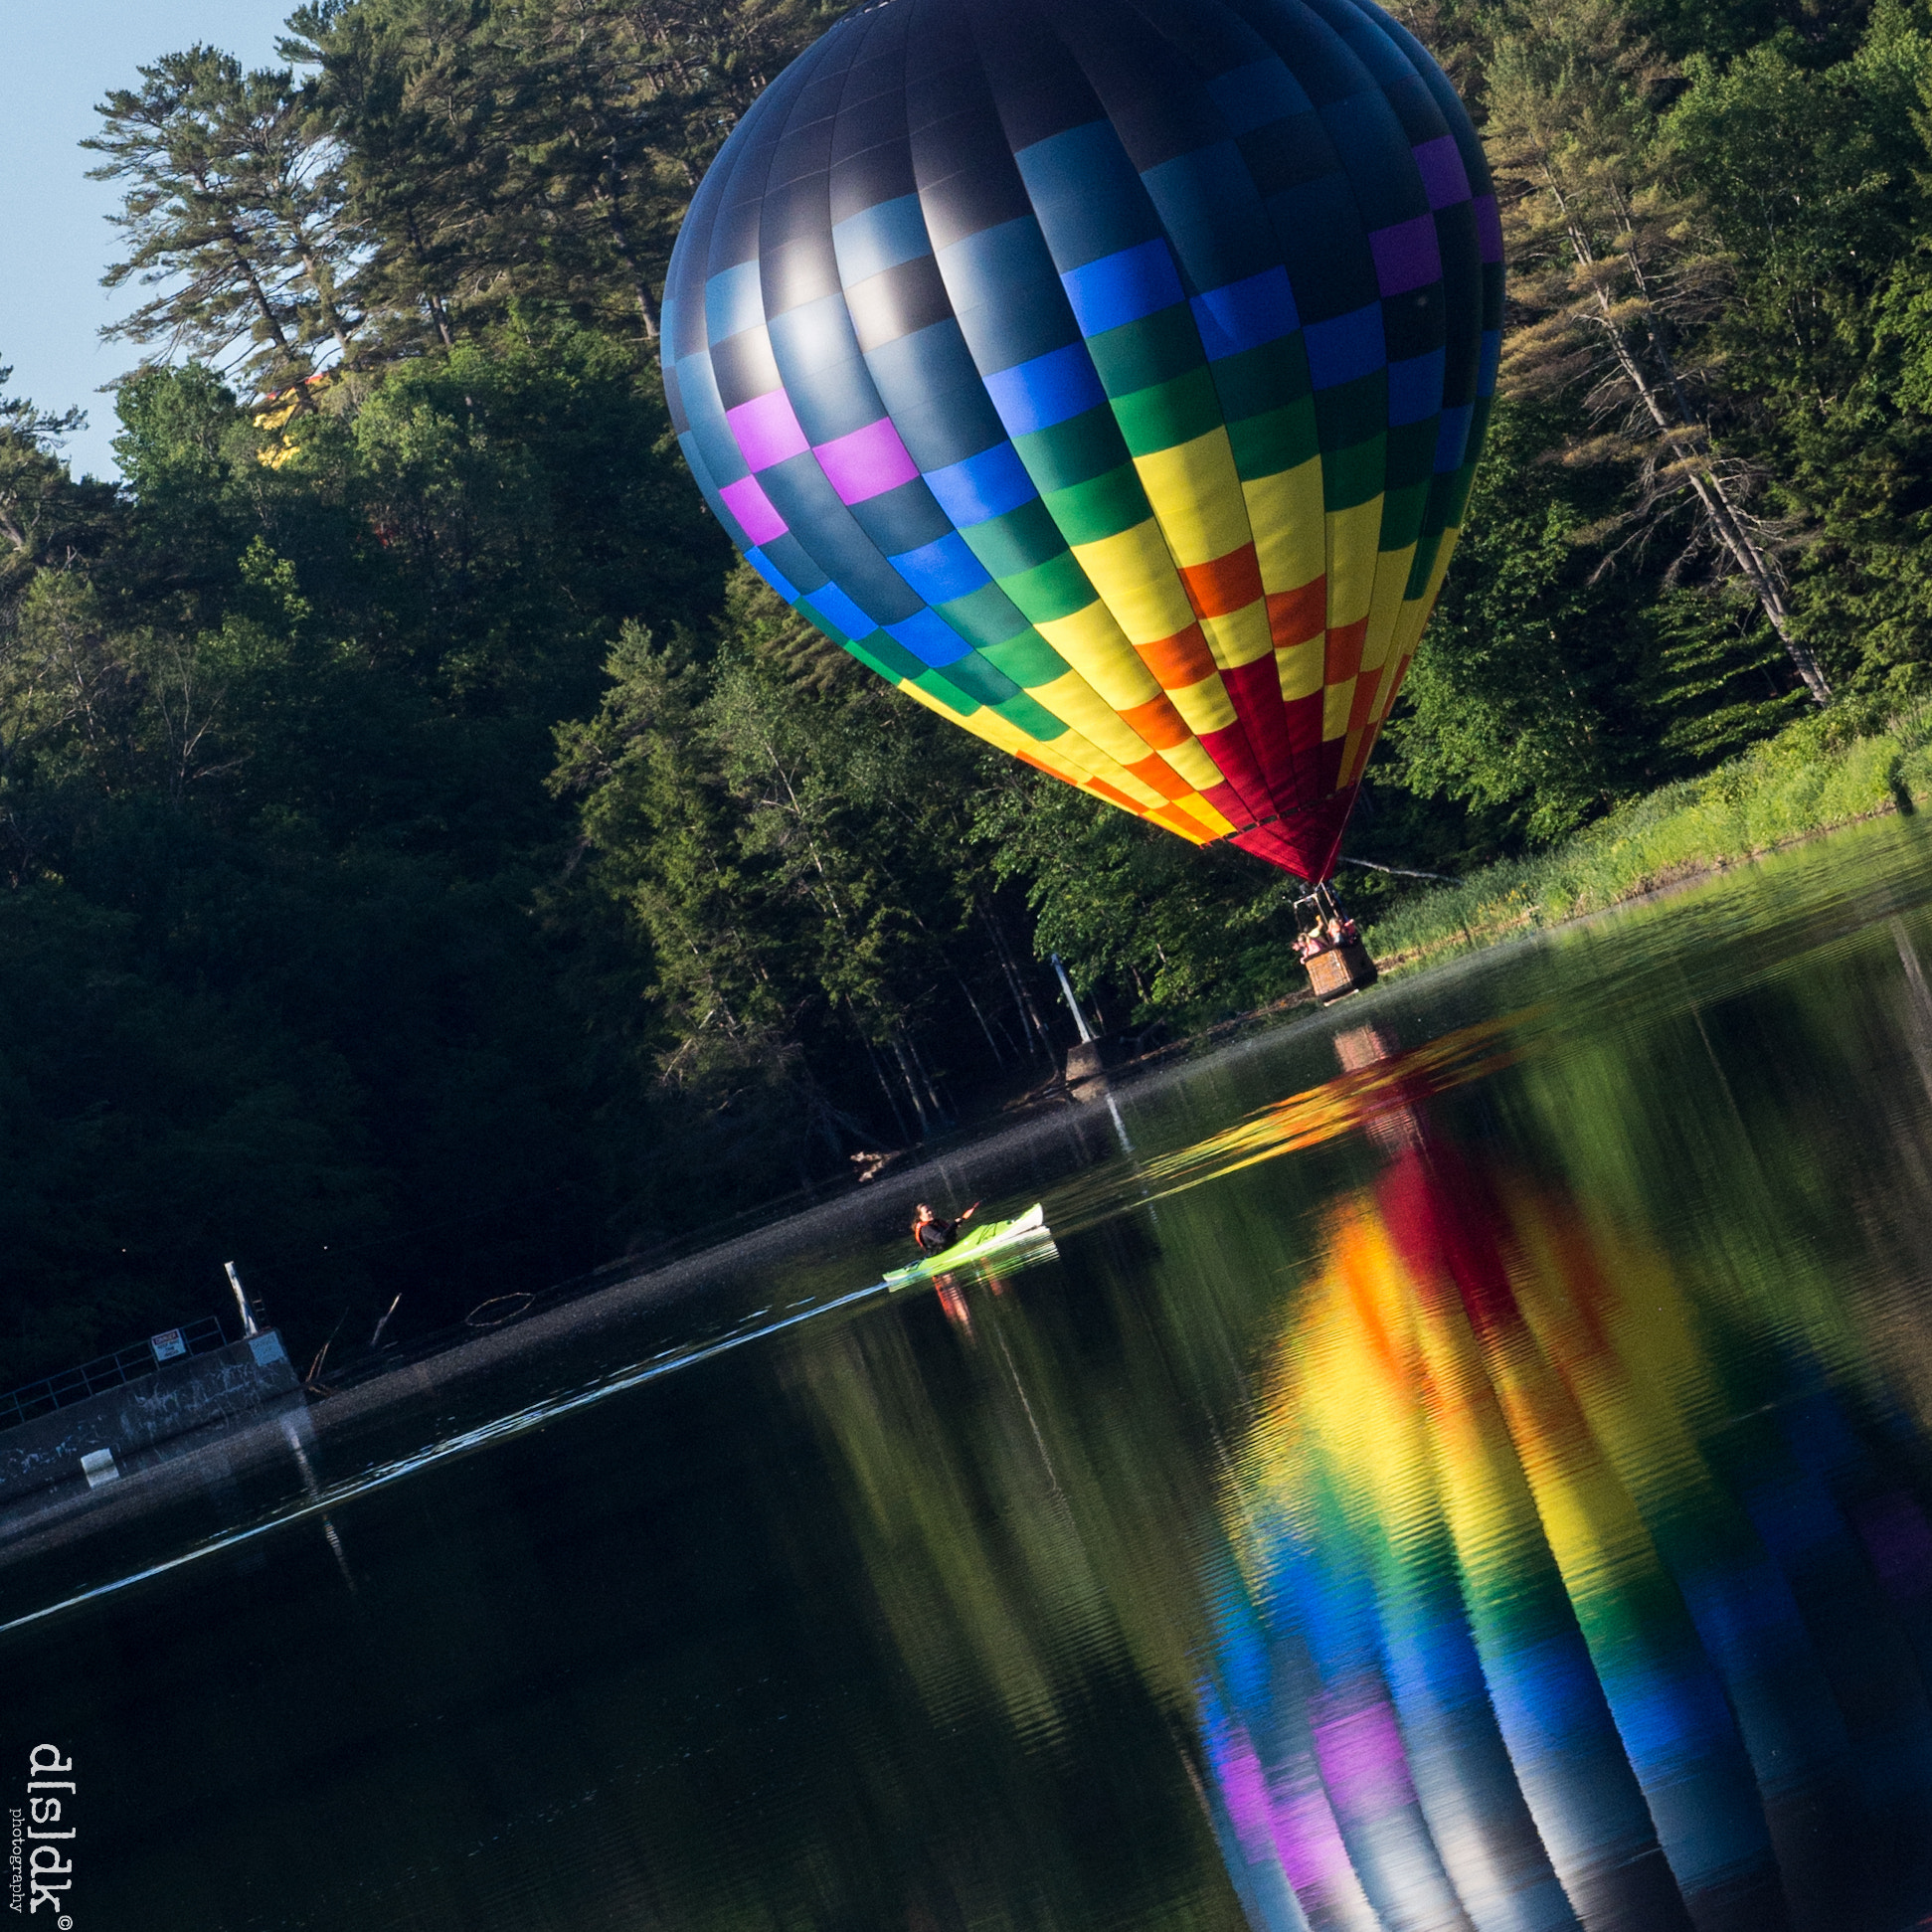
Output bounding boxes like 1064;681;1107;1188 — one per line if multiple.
813;417;920;506
1474;195;1504;265
727;388;809;471
1411;136;1471;211
1369;214;1442;297
719;473;788;546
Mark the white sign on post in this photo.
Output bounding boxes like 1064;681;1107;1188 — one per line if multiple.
150;1328;187;1362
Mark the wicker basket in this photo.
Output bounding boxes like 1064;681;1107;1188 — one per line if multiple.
1305;939;1379;1002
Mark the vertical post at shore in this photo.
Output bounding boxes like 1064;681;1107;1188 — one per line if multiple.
225;1261;260;1339
1051;955;1095;1044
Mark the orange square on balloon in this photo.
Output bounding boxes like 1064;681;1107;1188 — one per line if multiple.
1136;623;1217;690
1326;617;1368;684
1124;754;1194;800
1179;547;1265;619
1119;692;1192;750
1267;580;1326;648
1086;777;1144;813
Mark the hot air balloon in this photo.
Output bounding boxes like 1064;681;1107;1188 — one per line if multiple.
661;0;1502;883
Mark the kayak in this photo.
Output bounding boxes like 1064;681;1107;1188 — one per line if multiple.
884;1203;1049;1289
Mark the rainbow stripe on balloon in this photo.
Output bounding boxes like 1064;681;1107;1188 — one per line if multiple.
662;0;1502;880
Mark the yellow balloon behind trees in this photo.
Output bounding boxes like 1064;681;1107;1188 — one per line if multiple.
662;0;1501;881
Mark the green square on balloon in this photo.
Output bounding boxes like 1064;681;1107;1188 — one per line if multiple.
992;690;1070;740
1314;371;1387;453
1111;368;1223;458
909;667;979;716
961;498;1070;580
1377;476;1432;552
998;549;1094;624
981;630;1070;689
936;580;1033;649
1013;406;1131;496
1041;463;1150;546
1209;336;1314;426
847;628;926;682
1321;435;1387;512
1225;396;1319;482
1085;305;1201;400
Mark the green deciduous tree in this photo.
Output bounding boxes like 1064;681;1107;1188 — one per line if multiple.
554;573;1058;1177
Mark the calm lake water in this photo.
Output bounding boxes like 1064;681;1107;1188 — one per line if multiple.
10;819;1932;1932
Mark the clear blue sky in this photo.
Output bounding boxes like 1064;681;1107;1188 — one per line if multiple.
0;0;290;480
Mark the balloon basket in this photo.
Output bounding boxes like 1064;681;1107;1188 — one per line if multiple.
1304;938;1380;1002
1294;885;1379;1002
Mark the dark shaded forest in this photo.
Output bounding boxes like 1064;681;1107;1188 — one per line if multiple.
1;0;1925;1376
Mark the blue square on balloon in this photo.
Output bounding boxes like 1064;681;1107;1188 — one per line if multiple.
1141;143;1279;293
704;261;765;346
1387;348;1445;426
1434;404;1474;472
745;547;800;604
881;385;1006;477
1304;303;1386;390
1320;93;1429;228
925;441;1040;527
887;607;973;667
1013;121;1159;269
984;343;1107;439
832;193;933;285
865;318;985;408
766;292;863;382
890;531;992;606
1479;327;1502;397
803;581;875;642
1061;240;1185;338
760;531;827;596
1191;268;1300;362
938;218;1062;319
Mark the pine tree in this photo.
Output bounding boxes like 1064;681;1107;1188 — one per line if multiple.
1488;0;1834;703
282;0;512;356
86;47;357;404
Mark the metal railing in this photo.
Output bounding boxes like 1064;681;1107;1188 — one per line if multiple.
0;1315;231;1433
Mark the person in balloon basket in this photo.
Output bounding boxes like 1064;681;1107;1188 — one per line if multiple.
912;1200;979;1256
1295;913;1359;962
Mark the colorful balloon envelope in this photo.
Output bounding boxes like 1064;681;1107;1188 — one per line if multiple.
662;0;1501;880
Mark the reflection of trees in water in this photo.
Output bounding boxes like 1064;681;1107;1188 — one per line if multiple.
1513;908;1932;1440
790;1226;1249;1931
1205;1132;1932;1932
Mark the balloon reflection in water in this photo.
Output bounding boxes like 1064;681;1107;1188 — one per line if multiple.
1200;1047;1932;1932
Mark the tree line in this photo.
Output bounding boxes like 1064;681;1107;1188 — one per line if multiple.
0;0;1923;1377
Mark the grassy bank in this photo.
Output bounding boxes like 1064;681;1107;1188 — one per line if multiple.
1364;699;1932;972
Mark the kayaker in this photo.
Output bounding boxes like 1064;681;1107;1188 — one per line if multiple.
912;1200;979;1255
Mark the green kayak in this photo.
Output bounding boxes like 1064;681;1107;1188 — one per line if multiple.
884;1203;1049;1289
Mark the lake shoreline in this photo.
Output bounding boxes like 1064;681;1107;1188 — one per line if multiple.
1361;705;1932;977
